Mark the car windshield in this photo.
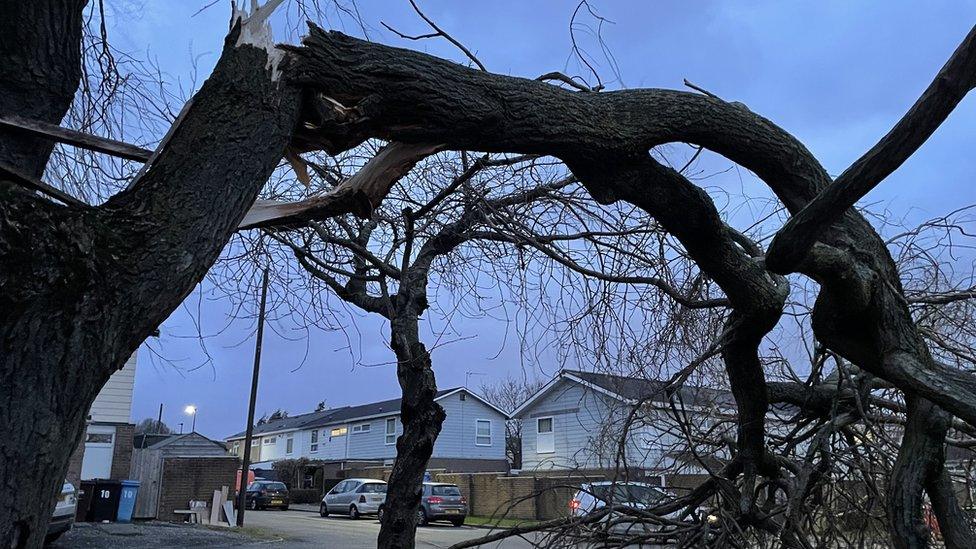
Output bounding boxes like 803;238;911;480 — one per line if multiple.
360;483;387;493
431;485;461;496
589;484;665;505
264;482;287;490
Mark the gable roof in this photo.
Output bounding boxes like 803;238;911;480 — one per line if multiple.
511;369;734;418
147;432;227;451
227;387;507;441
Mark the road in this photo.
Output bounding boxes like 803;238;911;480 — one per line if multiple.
243;508;538;548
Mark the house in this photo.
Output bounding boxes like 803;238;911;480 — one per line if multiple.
511;369;735;474
67;352;139;486
225;387;510;474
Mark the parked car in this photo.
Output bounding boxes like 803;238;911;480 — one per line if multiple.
46;481;77;543
570;481;676;534
320;479;387;519
413;482;466;527
245;481;290;510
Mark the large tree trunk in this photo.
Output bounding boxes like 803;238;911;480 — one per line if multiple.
888;397;976;549
377;297;446;549
0;13;300;547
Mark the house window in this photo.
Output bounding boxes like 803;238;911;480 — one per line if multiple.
385;418;397;445
263;436;276;445
232;442;240;455
537;417;554;454
310;430;319;453
352;423;371;434
475;420;492;446
251;439;260;447
286;434;294;454
85;432;113;444
460;393;466;401
330;426;347;438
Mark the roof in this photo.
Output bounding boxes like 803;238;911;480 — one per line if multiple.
511;369;734;417
227;387;508;440
145;432;227;451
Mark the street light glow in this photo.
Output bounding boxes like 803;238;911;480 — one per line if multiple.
184;405;197;415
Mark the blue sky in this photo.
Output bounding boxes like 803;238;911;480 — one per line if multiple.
111;1;976;438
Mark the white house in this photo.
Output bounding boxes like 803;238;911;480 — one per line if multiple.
68;352;138;484
226;387;510;473
511;369;737;474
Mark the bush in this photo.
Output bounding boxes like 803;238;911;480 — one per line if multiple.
289;488;321;504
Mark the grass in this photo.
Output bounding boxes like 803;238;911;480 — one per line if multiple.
464;516;542;529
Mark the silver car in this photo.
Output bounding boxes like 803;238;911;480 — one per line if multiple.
46;481;77;543
320;479;387;519
417;482;467;527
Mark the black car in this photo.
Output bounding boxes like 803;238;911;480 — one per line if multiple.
245;481;290;510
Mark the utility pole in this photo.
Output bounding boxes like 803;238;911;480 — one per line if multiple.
237;268;269;527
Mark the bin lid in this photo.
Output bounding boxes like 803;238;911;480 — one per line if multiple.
121;480;140;487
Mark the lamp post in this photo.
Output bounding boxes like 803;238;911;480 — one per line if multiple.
185;405;198;433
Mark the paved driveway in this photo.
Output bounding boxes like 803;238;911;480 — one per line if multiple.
242;508;537;548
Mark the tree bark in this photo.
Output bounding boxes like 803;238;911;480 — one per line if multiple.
378;297;445;549
0;0;87;179
0;17;300;547
888;397;976;549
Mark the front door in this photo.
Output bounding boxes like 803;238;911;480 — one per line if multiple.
81;425;116;480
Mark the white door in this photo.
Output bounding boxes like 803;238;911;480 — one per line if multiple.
81;425;116;480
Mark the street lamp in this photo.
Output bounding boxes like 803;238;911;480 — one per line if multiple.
184;405;198;433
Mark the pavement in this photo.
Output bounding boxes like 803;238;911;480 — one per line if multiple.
241;507;538;548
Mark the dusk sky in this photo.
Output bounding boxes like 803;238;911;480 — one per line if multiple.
107;1;976;440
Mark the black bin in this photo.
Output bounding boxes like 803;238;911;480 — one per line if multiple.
89;479;122;522
76;480;95;522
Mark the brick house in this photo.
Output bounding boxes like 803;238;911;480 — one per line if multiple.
66;352;138;486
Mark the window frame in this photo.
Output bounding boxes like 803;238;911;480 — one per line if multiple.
330;426;347;438
475;419;492;446
310;429;319;453
536;416;555;454
352;422;372;434
285;434;294;454
385;417;397;445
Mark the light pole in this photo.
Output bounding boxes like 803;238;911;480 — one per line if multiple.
184;405;198;433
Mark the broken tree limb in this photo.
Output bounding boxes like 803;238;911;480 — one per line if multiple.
765;23;976;274
238;141;442;229
0;115;153;162
0;159;88;207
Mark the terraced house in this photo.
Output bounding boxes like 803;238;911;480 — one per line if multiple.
226;387;510;474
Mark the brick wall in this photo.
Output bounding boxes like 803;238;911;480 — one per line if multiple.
66;440;85;488
156;457;238;521
110;424;134;479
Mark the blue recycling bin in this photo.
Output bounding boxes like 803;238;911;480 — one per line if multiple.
116;480;140;523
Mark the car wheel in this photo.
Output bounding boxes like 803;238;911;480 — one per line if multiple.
377;506;385;522
319;503;329;517
451;518;465;527
246;499;255;510
44;531;65;544
416;508;428;526
349;505;360;520
282;505;289;511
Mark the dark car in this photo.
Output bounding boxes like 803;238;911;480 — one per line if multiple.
417;482;466;526
245;481;290;510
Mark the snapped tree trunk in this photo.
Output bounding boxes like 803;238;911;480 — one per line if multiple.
377;298;446;549
0;11;300;547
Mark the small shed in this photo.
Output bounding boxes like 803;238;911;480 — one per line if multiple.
130;433;237;519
